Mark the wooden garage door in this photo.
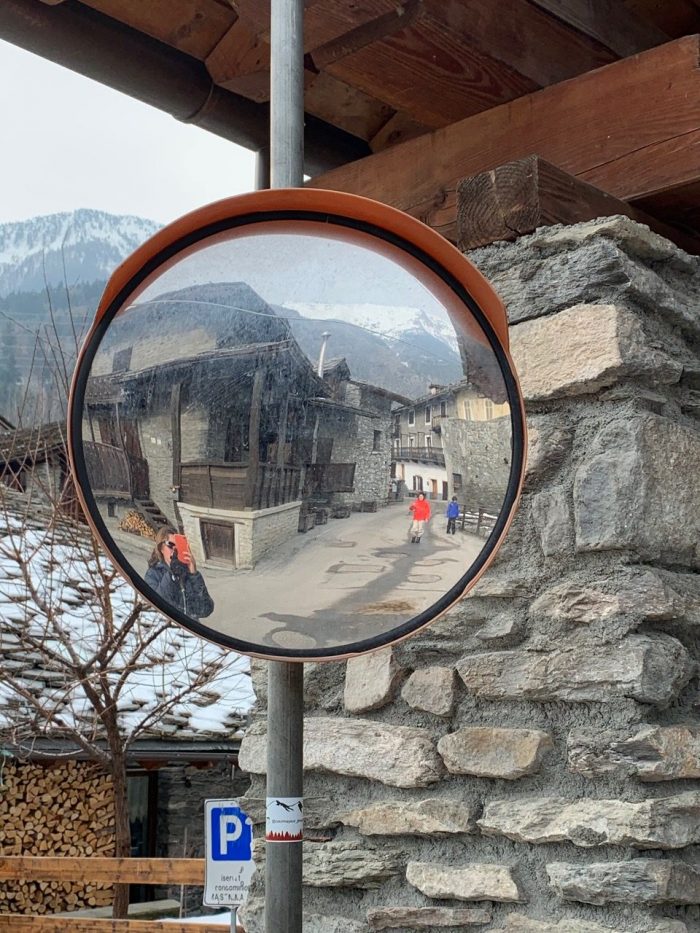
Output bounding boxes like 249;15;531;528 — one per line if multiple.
201;521;235;561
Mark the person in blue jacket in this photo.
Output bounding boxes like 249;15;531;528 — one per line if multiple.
446;495;460;535
145;527;214;621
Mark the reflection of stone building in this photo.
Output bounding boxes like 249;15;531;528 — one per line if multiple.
83;283;395;568
392;381;510;510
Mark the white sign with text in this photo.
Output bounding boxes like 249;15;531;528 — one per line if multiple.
204;800;255;907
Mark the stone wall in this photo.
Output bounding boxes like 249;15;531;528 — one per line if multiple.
442;415;512;514
330;403;394;506
179;499;301;569
156;761;250;912
238;217;700;933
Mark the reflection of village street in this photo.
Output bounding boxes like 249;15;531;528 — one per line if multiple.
106;503;483;652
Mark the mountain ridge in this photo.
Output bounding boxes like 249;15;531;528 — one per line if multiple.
0;208;160;297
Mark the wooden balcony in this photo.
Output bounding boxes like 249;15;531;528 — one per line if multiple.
393;446;445;466
83;442;145;498
180;461;301;511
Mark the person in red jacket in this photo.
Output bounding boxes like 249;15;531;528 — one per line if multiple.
409;492;431;543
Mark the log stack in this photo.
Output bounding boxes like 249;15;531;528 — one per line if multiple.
0;759;115;913
118;510;157;539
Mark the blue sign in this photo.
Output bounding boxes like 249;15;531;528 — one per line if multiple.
210;804;253;862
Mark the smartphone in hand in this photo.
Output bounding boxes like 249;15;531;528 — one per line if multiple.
171;533;191;563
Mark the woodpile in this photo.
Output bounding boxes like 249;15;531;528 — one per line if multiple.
118;510;156;540
0;759;115;913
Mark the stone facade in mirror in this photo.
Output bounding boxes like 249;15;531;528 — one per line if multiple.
79;225;513;653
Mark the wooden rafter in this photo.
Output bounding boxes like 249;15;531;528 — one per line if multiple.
309;37;700;240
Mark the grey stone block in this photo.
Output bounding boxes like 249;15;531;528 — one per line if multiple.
478;792;700;849
343;798;476;837
239;717;444;787
456;634;692;705
573;415;700;565
568;725;700;782
547;859;700;905
437;727;552;779
406;861;523;902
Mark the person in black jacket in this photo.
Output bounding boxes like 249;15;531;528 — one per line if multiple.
145;527;214;621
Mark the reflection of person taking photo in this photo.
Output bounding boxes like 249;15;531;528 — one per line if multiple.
145;527;214;620
409;492;431;544
446;495;460;534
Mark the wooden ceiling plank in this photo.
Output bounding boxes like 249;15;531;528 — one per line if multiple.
205;13;270;102
369;111;432;152
528;0;668;57
580;127;700;202
635;179;700;236
206;0;414;104
457;155;700;254
231;0;407;49
422;0;617;87
621;0;700;37
325;7;539;128
311;0;422;70
309;37;700;225
81;0;236;59
305;72;395;142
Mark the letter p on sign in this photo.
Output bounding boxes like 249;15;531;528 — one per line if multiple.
210;805;252;861
219;812;242;855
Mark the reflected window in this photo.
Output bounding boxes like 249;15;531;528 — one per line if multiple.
373;430;381;451
408;409;415;426
424;405;431;425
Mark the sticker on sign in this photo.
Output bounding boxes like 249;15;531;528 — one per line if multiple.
204;800;255;907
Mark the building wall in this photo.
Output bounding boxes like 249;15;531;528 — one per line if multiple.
238;217;700;933
442;414;512;514
178;500;301;569
156;761;250;913
330;389;394;506
136;410;179;525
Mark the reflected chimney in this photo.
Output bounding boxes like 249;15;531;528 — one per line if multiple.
317;331;331;377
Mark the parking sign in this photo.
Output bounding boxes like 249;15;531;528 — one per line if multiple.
204;800;255;907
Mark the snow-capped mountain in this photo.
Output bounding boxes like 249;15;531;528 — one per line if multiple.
0;209;160;296
281;302;463;398
284;301;459;353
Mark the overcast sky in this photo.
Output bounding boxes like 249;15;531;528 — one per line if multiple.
0;39;257;226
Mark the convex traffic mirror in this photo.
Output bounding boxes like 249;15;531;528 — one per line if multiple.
68;189;525;660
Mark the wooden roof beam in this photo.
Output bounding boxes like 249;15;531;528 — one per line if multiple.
457;155;700;255
309;37;700;230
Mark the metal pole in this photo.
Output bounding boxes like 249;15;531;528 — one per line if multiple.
270;0;304;189
266;2;305;932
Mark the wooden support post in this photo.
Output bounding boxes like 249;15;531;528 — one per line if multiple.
456;155;700;254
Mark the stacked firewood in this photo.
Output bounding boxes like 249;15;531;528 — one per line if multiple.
118;510;156;539
0;759;115;913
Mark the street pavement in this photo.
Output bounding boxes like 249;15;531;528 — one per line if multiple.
103;501;485;652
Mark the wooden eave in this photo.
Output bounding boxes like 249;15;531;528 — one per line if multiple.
3;1;700;245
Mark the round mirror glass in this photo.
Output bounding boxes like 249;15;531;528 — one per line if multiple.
69;194;524;659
